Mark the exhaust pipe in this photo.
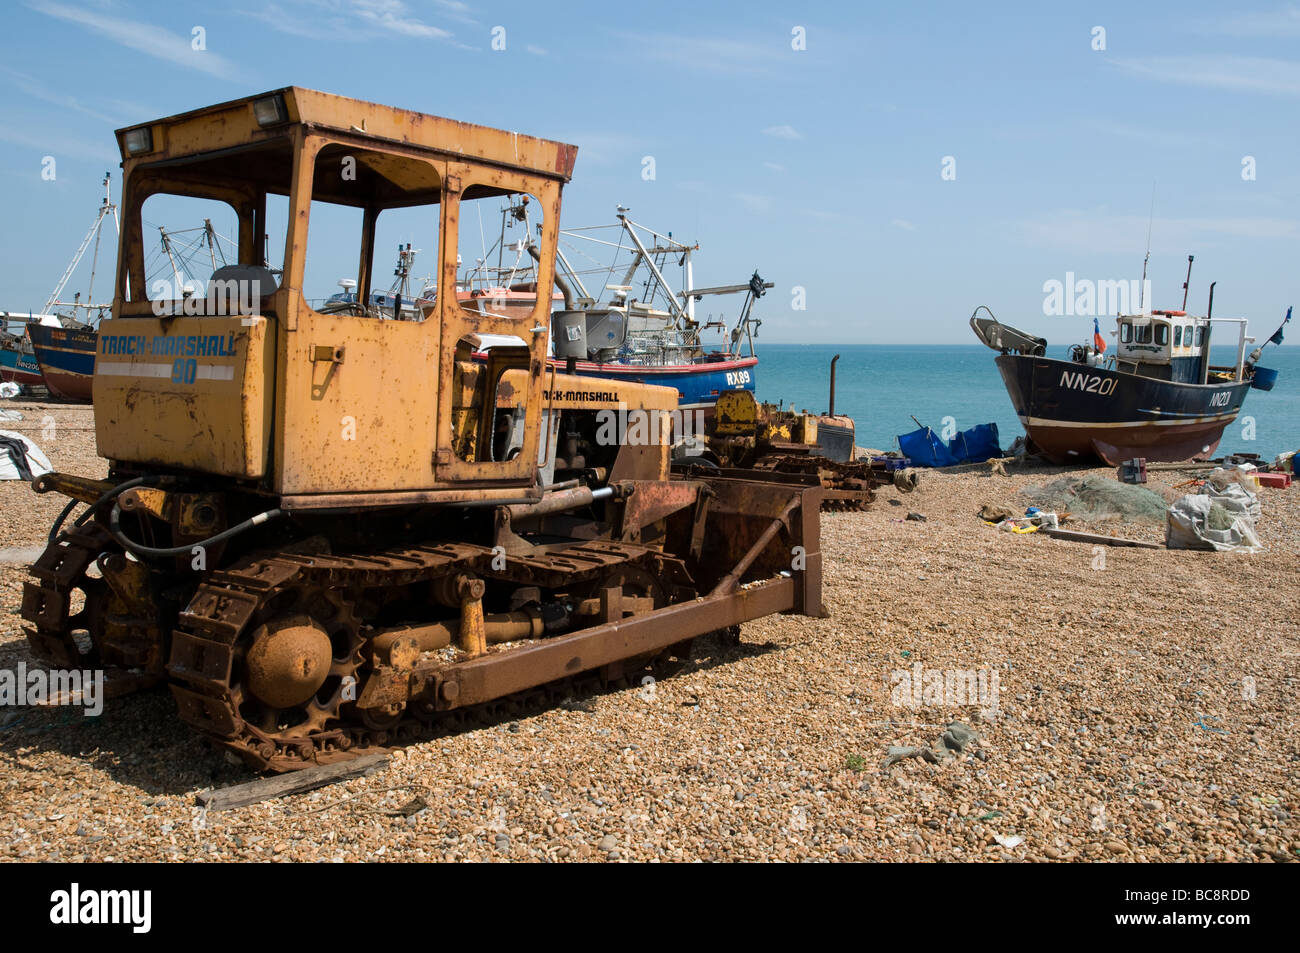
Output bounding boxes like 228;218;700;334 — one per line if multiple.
828;354;840;417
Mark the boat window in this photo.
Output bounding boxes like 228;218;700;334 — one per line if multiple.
1184;325;1193;348
303;143;442;320
1174;326;1182;347
1135;323;1152;344
1155;324;1169;346
1119;321;1132;343
1195;326;1205;346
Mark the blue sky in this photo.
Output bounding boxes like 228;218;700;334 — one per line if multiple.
1;0;1297;343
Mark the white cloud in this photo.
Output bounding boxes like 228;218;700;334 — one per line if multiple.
552;131;641;167
30;1;240;79
526;44;547;56
1018;212;1299;252
608;30;771;74
1112;55;1300;96
762;161;786;172
1075;118;1211;148
0;67;121;124
0;125;120;163
349;0;450;39
734;192;772;212
433;0;478;26
890;218;917;231
240;3;350;41
762;124;803;141
1192;5;1300;37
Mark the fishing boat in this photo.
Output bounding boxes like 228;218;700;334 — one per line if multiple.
1;313;57;388
544;209;768;415
322;201;563;320
26;323;99;400
971;264;1284;464
25;174;119;402
29;176;243;402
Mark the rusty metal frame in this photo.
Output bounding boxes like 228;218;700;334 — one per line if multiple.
437;575;797;708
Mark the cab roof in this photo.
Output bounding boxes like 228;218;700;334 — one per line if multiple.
114;86;578;183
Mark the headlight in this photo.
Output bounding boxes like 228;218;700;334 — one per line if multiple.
123;127;153;155
253;94;288;127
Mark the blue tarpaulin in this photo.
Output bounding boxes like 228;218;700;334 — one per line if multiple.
949;423;1001;463
898;427;959;467
897;423;1001;467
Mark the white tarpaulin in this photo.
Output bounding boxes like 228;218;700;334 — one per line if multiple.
1202;480;1262;522
0;430;51;481
1166;494;1263;553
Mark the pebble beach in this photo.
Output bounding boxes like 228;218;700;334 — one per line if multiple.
1;401;1296;862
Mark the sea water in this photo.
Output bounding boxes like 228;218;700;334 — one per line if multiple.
755;343;1300;459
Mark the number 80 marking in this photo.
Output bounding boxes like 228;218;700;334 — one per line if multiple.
171;358;197;384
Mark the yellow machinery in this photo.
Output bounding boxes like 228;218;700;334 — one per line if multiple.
692;370;877;510
21;89;823;770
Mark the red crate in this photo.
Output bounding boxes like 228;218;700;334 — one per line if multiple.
1256;471;1292;489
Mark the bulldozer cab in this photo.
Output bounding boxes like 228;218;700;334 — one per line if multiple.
97;87;577;504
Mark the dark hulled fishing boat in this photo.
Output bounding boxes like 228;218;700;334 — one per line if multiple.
971;293;1283;465
26;323;97;400
1;313;51;388
25;174;119;402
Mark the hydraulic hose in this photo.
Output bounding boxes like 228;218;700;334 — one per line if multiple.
43;475;161;543
109;502;284;559
46;498;80;545
73;476;166;527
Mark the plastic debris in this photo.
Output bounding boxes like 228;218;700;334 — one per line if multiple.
1167;494;1263;553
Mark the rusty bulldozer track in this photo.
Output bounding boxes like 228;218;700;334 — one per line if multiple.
168;540;679;770
23;474;821;772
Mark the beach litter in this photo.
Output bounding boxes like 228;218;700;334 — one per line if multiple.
1166;495;1263;553
882;721;979;770
0;430;51;481
978;505;1059;534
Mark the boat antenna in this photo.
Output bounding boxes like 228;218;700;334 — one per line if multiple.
1139;182;1155;311
1181;254;1194;311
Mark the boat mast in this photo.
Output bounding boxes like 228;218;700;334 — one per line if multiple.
1139;183;1154;312
84;174;113;321
203;219;221;271
617;212;690;325
1181;255;1194;312
41;172;118;317
159;226;187;296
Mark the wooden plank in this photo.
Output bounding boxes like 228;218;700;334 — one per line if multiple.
196;753;389;811
1040;527;1163;549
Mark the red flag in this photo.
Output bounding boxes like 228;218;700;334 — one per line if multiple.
1093;318;1107;353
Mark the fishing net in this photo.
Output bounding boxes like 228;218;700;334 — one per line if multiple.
1022;476;1169;524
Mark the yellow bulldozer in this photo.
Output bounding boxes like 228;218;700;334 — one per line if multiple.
20;88;824;771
